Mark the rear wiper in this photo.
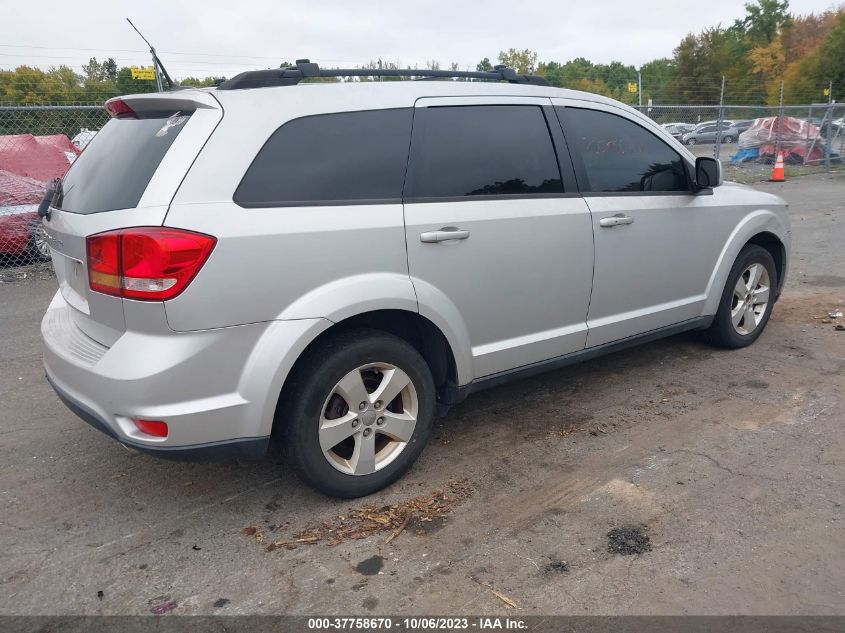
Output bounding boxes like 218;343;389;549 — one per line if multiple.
38;178;62;220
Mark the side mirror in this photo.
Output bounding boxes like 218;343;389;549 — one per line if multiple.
695;157;722;190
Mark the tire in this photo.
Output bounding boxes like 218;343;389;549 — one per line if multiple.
703;244;777;349
722;136;735;144
280;328;436;498
687;138;697;146
28;219;52;262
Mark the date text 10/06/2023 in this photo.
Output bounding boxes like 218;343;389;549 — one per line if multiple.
307;617;528;630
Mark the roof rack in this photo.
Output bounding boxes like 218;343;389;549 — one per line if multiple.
216;59;550;90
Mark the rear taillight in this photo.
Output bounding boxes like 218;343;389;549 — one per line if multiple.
104;98;137;119
86;227;216;301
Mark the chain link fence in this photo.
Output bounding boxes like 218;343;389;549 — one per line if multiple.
0;104;108;281
635;103;845;182
1;99;843;282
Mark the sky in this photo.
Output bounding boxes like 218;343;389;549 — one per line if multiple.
0;0;841;80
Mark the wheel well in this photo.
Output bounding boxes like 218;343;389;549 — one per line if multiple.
273;310;458;438
746;232;786;295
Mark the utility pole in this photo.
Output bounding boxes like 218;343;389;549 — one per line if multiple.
638;71;642;109
775;79;784;163
715;75;726;160
826;80;833;166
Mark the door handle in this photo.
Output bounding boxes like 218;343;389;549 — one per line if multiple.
599;214;634;227
420;227;470;243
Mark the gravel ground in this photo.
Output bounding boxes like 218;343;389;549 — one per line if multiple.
1;173;843;616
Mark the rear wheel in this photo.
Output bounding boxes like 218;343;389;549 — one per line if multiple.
686;138;697;146
722;135;735;144
281;329;436;498
704;244;777;349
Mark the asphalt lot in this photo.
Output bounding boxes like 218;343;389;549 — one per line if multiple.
1;172;844;616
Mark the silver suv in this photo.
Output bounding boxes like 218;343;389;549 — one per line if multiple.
40;62;790;497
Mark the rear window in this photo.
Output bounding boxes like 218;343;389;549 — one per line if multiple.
59;112;191;214
234;108;413;207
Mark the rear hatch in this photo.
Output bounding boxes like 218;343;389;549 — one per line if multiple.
43;91;222;346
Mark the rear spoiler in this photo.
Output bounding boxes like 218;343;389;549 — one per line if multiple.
104;91;220;118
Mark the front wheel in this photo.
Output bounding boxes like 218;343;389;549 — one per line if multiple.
686;138;697;146
704;244;777;348
722;135;735;144
280;329;436;498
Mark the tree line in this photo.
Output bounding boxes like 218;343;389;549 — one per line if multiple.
1;0;842;107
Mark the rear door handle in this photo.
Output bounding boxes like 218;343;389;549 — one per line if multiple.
420;227;470;243
599;214;634;227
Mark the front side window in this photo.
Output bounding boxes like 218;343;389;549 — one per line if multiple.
404;105;563;199
560;107;689;193
235;108;413;207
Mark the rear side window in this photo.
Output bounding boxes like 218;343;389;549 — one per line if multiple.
60;113;191;214
404;105;563;199
560;107;689;193
235;109;413;207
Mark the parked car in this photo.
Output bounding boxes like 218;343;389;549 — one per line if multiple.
682;123;737;145
806;117;843;139
40;62;790;498
0;134;78;263
693;119;735;130
725;119;754;135
662;122;695;140
0;170;50;262
71;128;99;150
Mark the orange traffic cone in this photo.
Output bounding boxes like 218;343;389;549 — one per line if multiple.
769;151;785;182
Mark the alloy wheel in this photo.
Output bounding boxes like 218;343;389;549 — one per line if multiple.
319;363;418;476
30;221;51;260
731;263;771;335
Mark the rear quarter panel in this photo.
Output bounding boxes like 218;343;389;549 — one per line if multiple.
163;88;419;333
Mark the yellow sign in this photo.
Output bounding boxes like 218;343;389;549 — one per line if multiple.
628;82;638;93
823;87;830;96
130;66;156;81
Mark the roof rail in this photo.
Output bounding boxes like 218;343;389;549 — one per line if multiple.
216;59;550;90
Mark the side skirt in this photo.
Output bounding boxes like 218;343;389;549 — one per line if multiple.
442;316;713;407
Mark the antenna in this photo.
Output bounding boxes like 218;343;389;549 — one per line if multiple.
125;18;177;91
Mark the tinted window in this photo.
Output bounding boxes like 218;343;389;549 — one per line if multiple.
60;112;191;214
404;105;563;198
235;108;413;206
561;108;688;193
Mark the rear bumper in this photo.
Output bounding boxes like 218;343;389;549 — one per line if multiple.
42;290;329;460
47;373;270;460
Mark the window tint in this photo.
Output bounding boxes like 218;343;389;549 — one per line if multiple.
60;112;191;214
561;108;689;193
404;105;563;199
235;108;413;206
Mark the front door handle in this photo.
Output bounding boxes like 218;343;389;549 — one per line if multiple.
420;227;470;243
599;214;634;227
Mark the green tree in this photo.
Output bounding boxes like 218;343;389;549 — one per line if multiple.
82;57;117;82
639;58;676;102
498;48;538;74
115;67;157;95
815;11;845;100
735;0;791;45
180;76;225;87
476;57;493;72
